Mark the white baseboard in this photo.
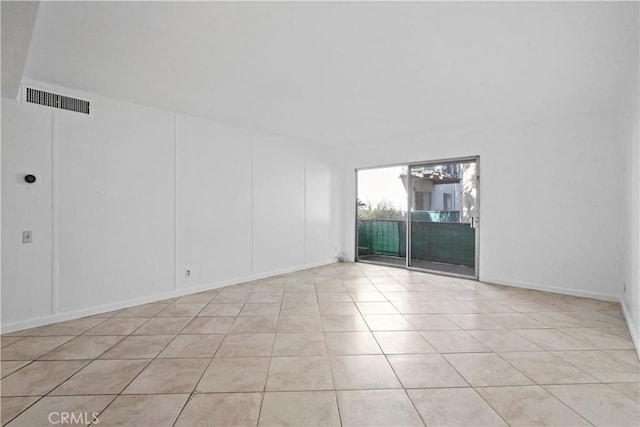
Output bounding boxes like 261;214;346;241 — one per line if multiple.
479;276;620;302
1;259;336;334
620;297;640;359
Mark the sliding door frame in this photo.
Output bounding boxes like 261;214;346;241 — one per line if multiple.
355;155;480;280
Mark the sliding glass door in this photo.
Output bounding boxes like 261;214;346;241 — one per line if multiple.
356;166;407;267
356;157;479;278
408;160;478;277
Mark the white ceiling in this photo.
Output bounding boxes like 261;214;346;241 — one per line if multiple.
19;1;639;145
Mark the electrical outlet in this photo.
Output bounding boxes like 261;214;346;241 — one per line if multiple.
185;269;191;278
22;231;33;243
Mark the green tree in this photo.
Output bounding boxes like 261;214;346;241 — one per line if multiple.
358;199;405;220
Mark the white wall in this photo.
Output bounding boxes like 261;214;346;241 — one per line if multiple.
252;132;306;273
1;98;53;323
1;86;340;332
621;35;640;352
344;112;624;301
56;97;175;313
175;114;253;288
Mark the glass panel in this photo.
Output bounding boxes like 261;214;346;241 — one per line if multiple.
409;161;477;276
356;166;408;267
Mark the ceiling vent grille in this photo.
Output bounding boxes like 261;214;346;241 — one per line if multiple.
25;87;90;114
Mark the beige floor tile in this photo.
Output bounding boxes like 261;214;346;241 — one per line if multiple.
1;397;40;425
392;301;438;314
220;283;256;293
182;316;236;334
95;394;189;426
266;356;333;391
174;292;217;304
123;358;209;394
1;336;74;360
158;334;224;358
277;316;323;332
212;293;250;303
1;361;30;379
553;350;640;382
350;291;387;302
364;314;414;331
99;335;174;359
32;318;106;336
546;384;639;426
282;292;316;302
461;301;514;313
374;283;408;292
564;311;625;328
0;337;24;348
40;336;123;360
240;303;282;316
468;330;543;351
317;292;352;302
273;333;327;356
319;302;360;315
559;327;635;350
175;392;262;427
500;351;598;384
131;317;191;335
524;312;591;328
356;302;399;314
445;314;504;330
427;301;477;314
408;388;507;426
405;314;460;330
6;395;114;427
514;329;596;350
420;330;490;353
196;357;269;392
373;331;436;354
330;355;401;389
485;313;549;329
259;391;340;427
280;302;320;316
197;303;244;317
387;354;467;388
606;382;640;402
157;303;206;317
606;349;640;367
321;315;369;332
51;359;149;395
477;386;590;426
444;353;533;386
114;303;168;318
1;360;88;396
325;332;381;355
337;390;424;427
229;316;278;333
216;333;275;357
82;318;148;335
247;292;284;303
381;291;416;302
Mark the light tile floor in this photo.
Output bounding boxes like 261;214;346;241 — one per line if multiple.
1;263;638;426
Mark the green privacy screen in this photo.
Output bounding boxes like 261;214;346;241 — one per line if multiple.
358;219;475;267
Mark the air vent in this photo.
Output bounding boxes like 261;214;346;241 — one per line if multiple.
25;87;90;114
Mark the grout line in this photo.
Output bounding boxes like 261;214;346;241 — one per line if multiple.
3;264;636;426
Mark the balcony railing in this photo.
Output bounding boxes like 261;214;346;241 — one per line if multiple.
357;218;475;267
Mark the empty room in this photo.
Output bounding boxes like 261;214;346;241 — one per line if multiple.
1;1;639;426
